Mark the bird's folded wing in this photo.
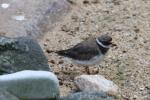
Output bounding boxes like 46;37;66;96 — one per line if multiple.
67;43;99;60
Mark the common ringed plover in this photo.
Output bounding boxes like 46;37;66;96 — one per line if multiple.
55;35;115;65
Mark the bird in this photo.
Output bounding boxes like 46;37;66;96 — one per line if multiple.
55;34;115;66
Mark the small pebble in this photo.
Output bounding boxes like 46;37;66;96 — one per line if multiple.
1;3;10;9
86;67;99;74
44;43;48;46
133;95;138;99
49;60;55;64
139;86;145;91
83;0;90;4
67;0;76;4
46;49;53;53
61;25;70;32
12;15;26;21
92;0;99;4
58;60;64;64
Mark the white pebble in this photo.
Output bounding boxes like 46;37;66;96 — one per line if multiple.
75;75;119;96
1;3;10;9
12;15;26;21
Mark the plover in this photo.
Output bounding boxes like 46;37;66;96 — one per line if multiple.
55;35;115;65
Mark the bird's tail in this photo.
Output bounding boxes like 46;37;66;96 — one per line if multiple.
55;50;68;56
46;49;69;57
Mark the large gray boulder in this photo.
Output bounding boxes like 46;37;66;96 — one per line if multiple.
0;0;70;74
0;0;70;39
0;90;19;100
0;70;59;99
0;36;49;75
0;0;71;74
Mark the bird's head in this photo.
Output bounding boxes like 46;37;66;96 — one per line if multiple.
96;35;116;48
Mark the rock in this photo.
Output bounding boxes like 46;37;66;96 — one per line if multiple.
0;90;19;100
60;92;115;100
74;75;119;96
0;70;59;99
0;0;70;39
0;36;49;75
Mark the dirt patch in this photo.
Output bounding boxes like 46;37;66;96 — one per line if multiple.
40;0;150;99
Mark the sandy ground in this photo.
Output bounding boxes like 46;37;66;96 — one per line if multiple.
40;0;150;99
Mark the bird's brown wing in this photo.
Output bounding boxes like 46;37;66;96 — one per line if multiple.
63;40;100;60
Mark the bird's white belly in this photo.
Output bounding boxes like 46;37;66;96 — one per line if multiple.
72;55;104;66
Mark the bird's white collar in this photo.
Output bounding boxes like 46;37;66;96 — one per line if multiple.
96;38;110;49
